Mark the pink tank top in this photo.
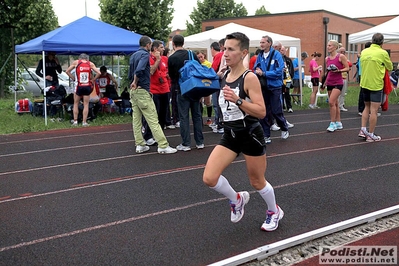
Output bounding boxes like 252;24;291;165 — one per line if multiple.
326;54;344;86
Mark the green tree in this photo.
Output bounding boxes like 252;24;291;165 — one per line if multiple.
186;0;248;35
0;0;58;97
99;0;174;42
255;6;271;16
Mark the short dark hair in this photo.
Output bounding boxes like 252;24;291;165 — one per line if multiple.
139;36;152;47
100;66;107;72
172;34;184;47
219;38;225;47
372;33;384;46
365;41;372;48
151;40;163;52
225;32;249;51
210;42;220;51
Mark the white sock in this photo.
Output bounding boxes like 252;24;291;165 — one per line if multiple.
210;175;238;203
257;182;277;213
361;127;367;132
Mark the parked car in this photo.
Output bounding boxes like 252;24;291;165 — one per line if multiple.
18;68;70;97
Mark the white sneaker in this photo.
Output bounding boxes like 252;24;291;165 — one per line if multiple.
288;108;293;113
213;127;224;134
196;144;204;149
136;145;150;153
281;131;289;139
340;107;348;112
286;121;294;128
366;133;382;142
71;121;78;126
175;122;180;128
335;122;343;130
230;191;250;223
165;125;176;129
145;138;156;146
261;205;284;231
264;137;272;144
176;144;191;151
82;122;90;127
157;146;177;154
271;123;280;131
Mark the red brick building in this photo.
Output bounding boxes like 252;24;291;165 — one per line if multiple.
200;10;398;77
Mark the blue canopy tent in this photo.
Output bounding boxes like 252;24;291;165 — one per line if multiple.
15;16;142;55
14;16;142;124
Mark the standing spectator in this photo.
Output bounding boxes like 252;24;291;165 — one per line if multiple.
358;33;393;141
338;47;352;112
149;40;174;130
196;51;212;68
249;49;261;72
324;40;349;132
357;41;372;116
196;51;213;125
254;35;290;144
308;52;323;109
94;66;119;97
66;53;101;127
292;52;308;104
168;34;204;151
203;32;283;231
35;51;62;87
210;40;227;134
280;45;294;113
128;36;177;154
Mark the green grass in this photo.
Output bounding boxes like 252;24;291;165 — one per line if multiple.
0;92;132;135
2;84;398;135
289;83;399;111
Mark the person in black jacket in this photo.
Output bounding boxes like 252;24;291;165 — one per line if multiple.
35;52;62;87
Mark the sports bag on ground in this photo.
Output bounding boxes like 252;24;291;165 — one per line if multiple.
179;50;220;100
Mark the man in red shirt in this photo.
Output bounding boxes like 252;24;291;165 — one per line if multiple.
66;53;101;127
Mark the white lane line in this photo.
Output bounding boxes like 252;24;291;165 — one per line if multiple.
0;160;398;252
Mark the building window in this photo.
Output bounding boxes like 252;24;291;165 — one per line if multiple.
328;33;341;43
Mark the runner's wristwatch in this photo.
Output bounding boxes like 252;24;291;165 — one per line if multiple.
235;98;243;106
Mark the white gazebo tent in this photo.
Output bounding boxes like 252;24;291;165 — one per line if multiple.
349;16;399;44
181;22;303;102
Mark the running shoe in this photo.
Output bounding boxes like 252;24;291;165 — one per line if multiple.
327;122;337;132
230;191;250;223
271;123;280;131
136;145;150;153
145;138;156;146
157;146;177;154
281;131;289;139
288;108;294;113
71;121;78;126
82;122;90;127
366;134;381;142
265;137;272;144
176;144;191;151
286;121;294;128
261;205;284;231
335;122;343;130
196;144;204;149
358;129;368;138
